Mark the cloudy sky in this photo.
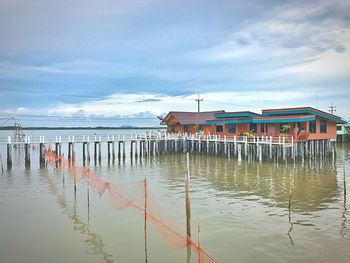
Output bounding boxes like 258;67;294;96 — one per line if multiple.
0;0;349;126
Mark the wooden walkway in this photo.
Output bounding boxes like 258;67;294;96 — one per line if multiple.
1;132;335;170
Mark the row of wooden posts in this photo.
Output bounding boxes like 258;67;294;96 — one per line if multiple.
5;135;336;170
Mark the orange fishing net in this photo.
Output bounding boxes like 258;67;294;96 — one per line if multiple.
44;147;217;262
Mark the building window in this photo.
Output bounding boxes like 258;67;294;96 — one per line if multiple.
228;124;236;133
320;120;327;133
309;120;316;133
337;125;342;131
260;124;265;133
216;125;223;133
184;125;189;132
250;123;257;132
198;125;204;132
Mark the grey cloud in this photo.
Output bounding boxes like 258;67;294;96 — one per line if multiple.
135;98;162;103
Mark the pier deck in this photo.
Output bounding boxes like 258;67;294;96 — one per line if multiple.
1;132;335;170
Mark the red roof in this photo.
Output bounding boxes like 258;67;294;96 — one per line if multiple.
160;110;224;125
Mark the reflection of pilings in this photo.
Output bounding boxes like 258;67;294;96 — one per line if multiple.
344;166;347;199
144;178;148;263
44;174;113;263
340;165;347;237
287;209;295;246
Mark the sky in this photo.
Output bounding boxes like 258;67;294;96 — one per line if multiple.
0;0;349;127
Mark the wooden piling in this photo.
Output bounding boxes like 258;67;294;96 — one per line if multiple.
25;143;30;169
83;142;86;160
7;143;12;170
68;142;72;160
39;143;45;168
185;152;191;238
98;142;101;163
107;141;111;161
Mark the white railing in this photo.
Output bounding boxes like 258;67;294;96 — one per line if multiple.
0;132;294;145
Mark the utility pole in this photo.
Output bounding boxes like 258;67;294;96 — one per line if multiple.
195;93;203;112
329;102;336;115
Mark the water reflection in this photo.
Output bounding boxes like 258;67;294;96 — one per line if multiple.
158;153;338;212
41;169;114;263
340;166;347;238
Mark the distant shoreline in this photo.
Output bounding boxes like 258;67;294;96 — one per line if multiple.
0;126;165;130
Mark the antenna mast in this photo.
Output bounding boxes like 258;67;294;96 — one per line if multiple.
328;102;336;115
195;93;203;112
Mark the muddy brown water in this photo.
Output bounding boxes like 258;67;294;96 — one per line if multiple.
0;129;349;262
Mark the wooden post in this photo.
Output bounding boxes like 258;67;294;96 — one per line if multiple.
94;142;97;162
185;152;191;238
25;144;30;169
7;144;12;170
68;142;72;160
83;142;86;161
98;142;101;163
112;140;115;161
107;141;111;160
39;142;45;168
144;178;148;263
7;136;12;170
123;140;126;159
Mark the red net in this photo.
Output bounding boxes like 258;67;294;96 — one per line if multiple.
44;147;218;262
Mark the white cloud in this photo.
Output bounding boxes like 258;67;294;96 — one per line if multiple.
46;91;317;117
194;0;350;77
16;107;27;112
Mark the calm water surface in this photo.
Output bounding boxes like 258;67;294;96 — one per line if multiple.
0;129;349;262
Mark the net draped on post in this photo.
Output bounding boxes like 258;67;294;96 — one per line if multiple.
44;147;217;263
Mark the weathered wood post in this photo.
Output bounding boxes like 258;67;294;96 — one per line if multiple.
112;135;115;161
185;152;191;238
118;141;121;159
130;139;134;157
87;135;90;163
135;137;138;158
25;136;31;169
123;136;126;159
98;136;102;163
83;141;86;161
107;139;111;161
94;141;97;163
39;136;45;168
68;139;72;161
7;136;12;170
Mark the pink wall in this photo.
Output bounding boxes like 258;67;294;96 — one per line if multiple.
308;117;337;140
166;117;337;140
